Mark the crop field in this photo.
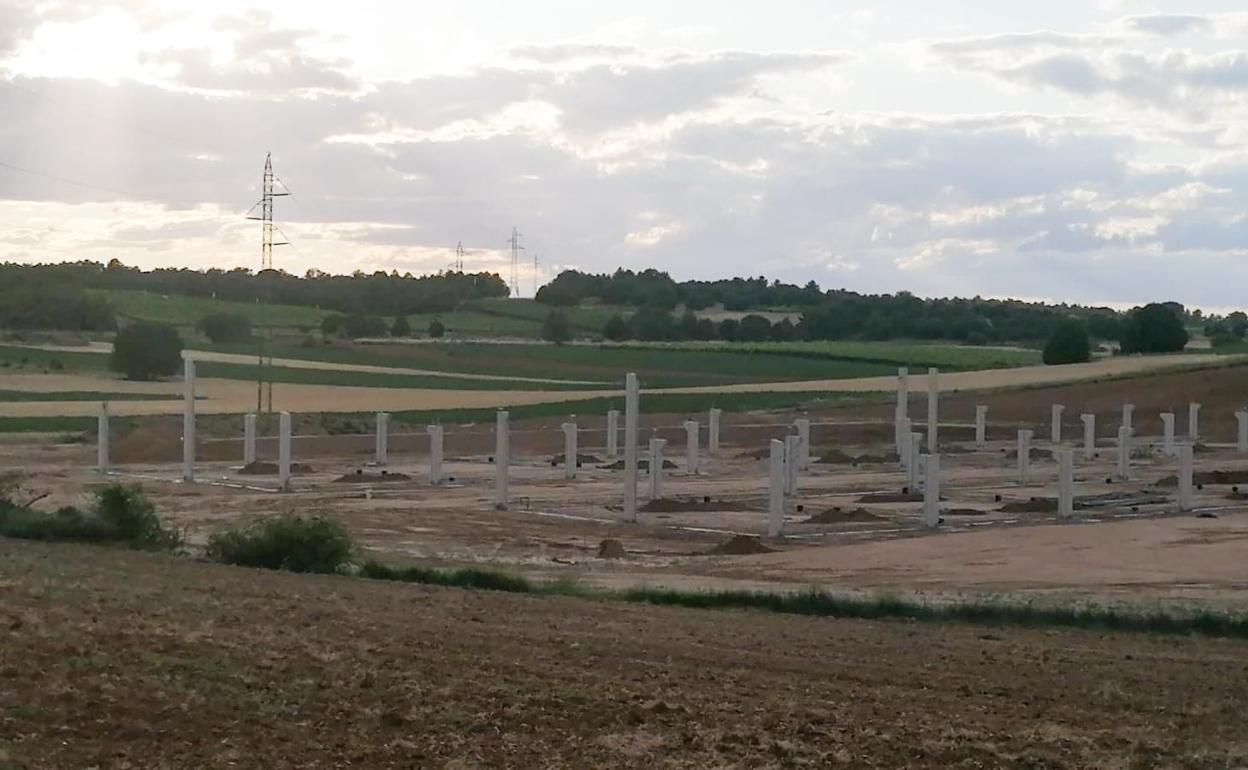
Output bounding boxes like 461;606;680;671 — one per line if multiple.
633;339;1044;369
97;289;332;329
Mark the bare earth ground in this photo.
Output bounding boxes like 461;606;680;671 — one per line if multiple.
0;352;1232;417
3;540;1248;769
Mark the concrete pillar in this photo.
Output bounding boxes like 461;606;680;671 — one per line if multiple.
926;367;939;451
278;411;292;490
647;437;666;500
1122;403;1134;433
97;406;109;473
562;422;578;479
784;435;800;496
375;412;390;466
1057;447;1074;518
907;431;922;492
974;405;988;448
1017;429;1033;486
1161;412;1175;456
243;413;257;466
1177;443;1194;512
708;408;722;455
1117;426;1131;480
623;373;639;522
684;420;699;474
606;409;619;459
1080;413;1096;461
1237;410;1248;453
427;424;444;485
794;418;811;470
895;367;909;455
922;454;940;528
767;439;785;538
495;410;509;509
899;419;912;470
1188;402;1201;441
1051;404;1065;445
182;358;195;483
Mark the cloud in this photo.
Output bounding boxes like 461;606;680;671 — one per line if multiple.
1118;14;1214;37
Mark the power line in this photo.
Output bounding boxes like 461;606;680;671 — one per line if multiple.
0;159;201;205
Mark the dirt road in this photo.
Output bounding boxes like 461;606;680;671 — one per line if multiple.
3;539;1246;768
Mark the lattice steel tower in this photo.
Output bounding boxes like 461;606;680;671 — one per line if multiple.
506;226;524;298
248;152;289;271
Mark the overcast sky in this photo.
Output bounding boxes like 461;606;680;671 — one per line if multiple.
2;1;1247;309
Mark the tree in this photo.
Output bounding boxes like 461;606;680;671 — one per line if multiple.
110;322;184;381
737;314;773;342
321;313;343;337
602;314;628;341
427;318;445;338
1228;311;1248;339
1042;318;1091;365
718;318;739;341
342;314;388;339
391;315;411;337
1119;303;1189;354
541;310;571;344
198;312;252;344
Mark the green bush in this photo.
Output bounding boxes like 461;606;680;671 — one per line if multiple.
541;310;571;344
1119;303;1189;354
428;318;446;338
206;514;354;574
1042;318;1092;365
0;483;179;549
110;321;184;380
198;312;253;344
391;315;411;337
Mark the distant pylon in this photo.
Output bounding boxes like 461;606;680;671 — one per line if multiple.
533;253;539;298
506;227;524;298
247;152;289;271
455;241;467;272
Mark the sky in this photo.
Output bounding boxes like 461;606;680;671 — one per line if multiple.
2;1;1247;310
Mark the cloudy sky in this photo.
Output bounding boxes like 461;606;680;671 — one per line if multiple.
2;1;1247;309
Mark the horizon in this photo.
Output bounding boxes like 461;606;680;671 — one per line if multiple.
3;1;1248;312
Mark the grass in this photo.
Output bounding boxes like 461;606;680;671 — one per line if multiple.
628;340;1042;370
0;390;178;402
0;416;103;433
358;560;1248;640
0;344;110;372
98;290;332;329
206;514;354;574
0;483;180;550
194;361;605;391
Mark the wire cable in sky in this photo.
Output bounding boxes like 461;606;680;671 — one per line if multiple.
0;159;202;206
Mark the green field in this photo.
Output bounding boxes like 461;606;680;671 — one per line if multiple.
0;345;109;372
194;361;605;391
628;340;1043;369
97;290;332;329
0;390;178;403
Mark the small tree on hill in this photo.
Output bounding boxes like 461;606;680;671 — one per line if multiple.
428;318;445;338
198;312;252;344
1119;303;1189;354
541;310;571;344
1042;318;1091;365
603;315;628;341
737;314;773;342
320;313;343;337
110;322;184;381
391;315;411;337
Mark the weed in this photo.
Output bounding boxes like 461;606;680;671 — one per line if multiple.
206;514;353;574
0;483;179;550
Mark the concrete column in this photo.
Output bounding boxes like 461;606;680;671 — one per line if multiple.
1117;426;1131;480
243;413;257;466
427;424;444;485
1057;447;1074;518
97;406;109;473
708;408;722;455
1177;443;1195;512
895;367;909;455
899;419;912;470
1237;410;1248;453
1122;403;1134;433
784;435;800;496
1051;404;1065;445
494;410;509;509
767;439;785;538
907;431;922;492
606;409;619;459
278;411;292;490
926;367;939;451
375;412;390;466
182;358;195;483
562;422;578;480
1188;402;1201;441
1161;412;1176;456
684;419;699;474
623;373;639;522
922;454;940;528
1080;413;1096;461
647;437;666;500
974;405;988;448
794;418;811;470
1017;429;1033;486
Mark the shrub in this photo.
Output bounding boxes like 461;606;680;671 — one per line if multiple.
0;483;179;549
1043;318;1092;365
541;310;571;344
342;314;388;339
737;314;773;342
110;322;184;381
321;313;343;336
198;312;253;344
391;315;411;337
206;513;354;574
428;318;446;339
1119;303;1189;354
602;314;628;341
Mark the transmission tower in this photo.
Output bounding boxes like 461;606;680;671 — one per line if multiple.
247;152;289;271
506;227;524;298
533;253;539;298
455;241;467;272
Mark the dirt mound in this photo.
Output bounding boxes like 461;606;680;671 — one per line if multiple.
641;496;753;513
599;458;678;471
1156;469;1248;488
597;539;627;559
816;448;899;465
857;492;922;504
239;461;314;476
998;498;1057;513
333;470;411;483
803;507;882;524
1005;447;1054;461
550;453;603;467
708;535;773;555
944;508;989;517
112;419;184;464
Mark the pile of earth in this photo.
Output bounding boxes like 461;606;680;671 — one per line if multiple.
997;498;1057;513
1004;447;1054;461
239;461;314;476
856;492;923;504
640;497;754;513
1155;469;1248;487
549;453;603;467
599;458;678;471
816;448;899;465
597;539;627;559
333;470;411;483
112;420;184;464
708;535;773;556
802;507;883;524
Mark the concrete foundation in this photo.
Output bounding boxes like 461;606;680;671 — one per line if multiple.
908;431;922;492
278;411;292;490
974;405;987;448
375;412;390;466
623;373;639;522
1177;443;1194;512
1122;403;1134;432
767;439;785;538
1188;402;1201;441
1017;429;1033;486
1051;404;1064;444
1057;448;1074;518
926;368;939;451
648;438;667;499
922;454;940;528
562;422;578;480
606;409;619;459
428;424;444;484
97;408;109;472
1081;413;1096;460
1161;413;1175;456
709;408;722;455
243;413;257;466
1117;426;1132;480
1237;410;1248;453
794;418;811;471
684;420;699;474
495;410;510;509
784;435;800;496
895;367;909;456
182;358;195;483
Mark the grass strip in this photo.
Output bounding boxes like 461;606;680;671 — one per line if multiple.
358;560;1248;640
0;390;178;403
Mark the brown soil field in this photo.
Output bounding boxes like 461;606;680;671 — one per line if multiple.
4;539;1247;769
